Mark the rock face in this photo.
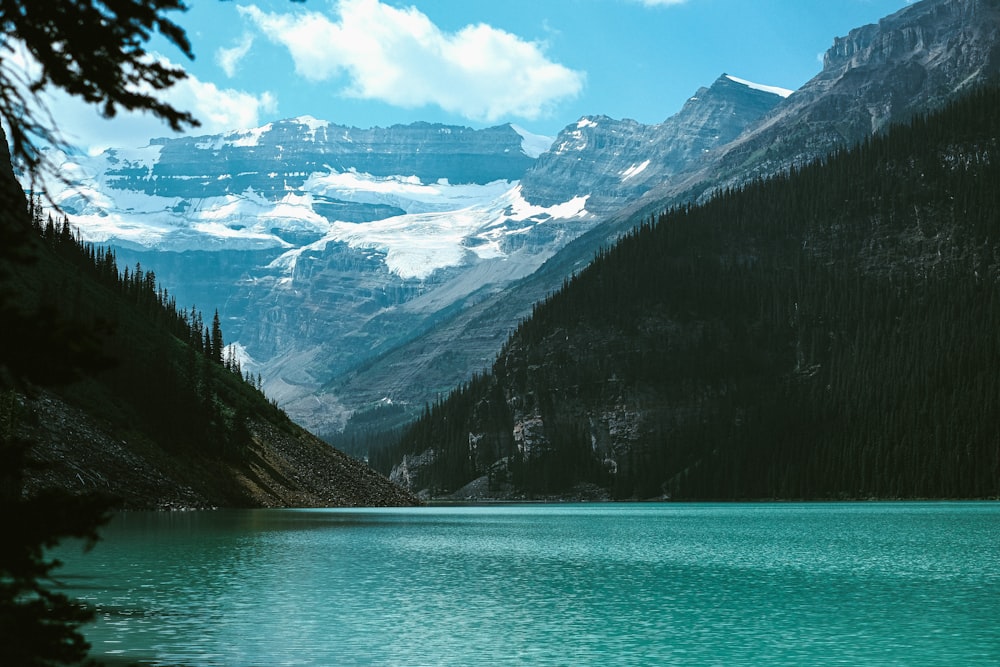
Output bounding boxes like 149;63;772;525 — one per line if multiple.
685;0;1000;189
520;74;789;215
388;448;437;498
98;118;535;203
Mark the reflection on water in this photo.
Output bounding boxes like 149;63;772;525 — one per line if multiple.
54;503;1000;666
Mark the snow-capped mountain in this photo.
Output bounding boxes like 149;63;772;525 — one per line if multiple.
324;0;1000;440
44;118;591;432
35;0;991;447
45;74;784;434
54;118;545;252
519;74;790;216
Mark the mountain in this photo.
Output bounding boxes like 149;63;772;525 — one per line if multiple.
335;0;1000;445
44;0;996;451
46;118;576;432
55;118;541;250
1;137;415;509
45;77;784;435
640;0;1000;206
375;85;1000;500
519;74;791;216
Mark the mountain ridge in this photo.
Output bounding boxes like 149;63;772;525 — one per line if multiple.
519;73;788;216
376;84;1000;500
45;73;784;434
34;0;998;443
324;0;1000;443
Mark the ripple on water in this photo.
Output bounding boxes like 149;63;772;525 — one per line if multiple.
51;502;1000;666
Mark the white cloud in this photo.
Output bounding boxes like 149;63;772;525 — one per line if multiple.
216;34;255;78
1;43;277;155
39;55;278;153
241;0;585;122
162;74;278;137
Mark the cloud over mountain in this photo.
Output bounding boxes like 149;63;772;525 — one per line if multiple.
9;46;276;155
241;0;585;122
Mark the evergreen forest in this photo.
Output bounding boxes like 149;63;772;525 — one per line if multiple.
5;199;285;465
374;86;1000;500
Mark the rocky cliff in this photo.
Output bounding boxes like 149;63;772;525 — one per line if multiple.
680;0;1000;191
95;118;535;203
520;74;788;215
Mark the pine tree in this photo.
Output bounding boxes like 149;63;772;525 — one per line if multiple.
211;310;223;364
1;0;197;185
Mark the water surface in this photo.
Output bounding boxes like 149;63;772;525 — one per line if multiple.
56;502;1000;666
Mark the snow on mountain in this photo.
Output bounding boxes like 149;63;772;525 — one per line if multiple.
46;150;525;253
38;81;791;434
520;73;789;216
621;160;651;182
511;124;555;158
265;184;590;281
724;74;794;98
301;170;514;216
41;110;582;284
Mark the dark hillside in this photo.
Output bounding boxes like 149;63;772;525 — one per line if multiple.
1;178;414;509
378;86;1000;500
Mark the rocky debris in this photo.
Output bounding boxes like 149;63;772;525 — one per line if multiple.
12;391;417;510
239;420;418;507
13;392;207;510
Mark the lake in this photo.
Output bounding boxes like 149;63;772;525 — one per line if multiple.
54;502;1000;666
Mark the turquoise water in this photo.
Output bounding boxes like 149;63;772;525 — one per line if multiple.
55;503;1000;666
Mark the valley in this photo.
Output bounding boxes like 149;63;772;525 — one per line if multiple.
23;0;1000;499
44;73;789;435
11;3;1000;666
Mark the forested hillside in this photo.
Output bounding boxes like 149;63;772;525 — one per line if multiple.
376;86;1000;500
1;189;414;509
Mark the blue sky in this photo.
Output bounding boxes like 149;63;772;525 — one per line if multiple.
50;0;915;152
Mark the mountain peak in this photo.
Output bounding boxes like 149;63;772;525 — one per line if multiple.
820;0;1000;84
290;115;331;131
629;0;1000;220
519;77;784;215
